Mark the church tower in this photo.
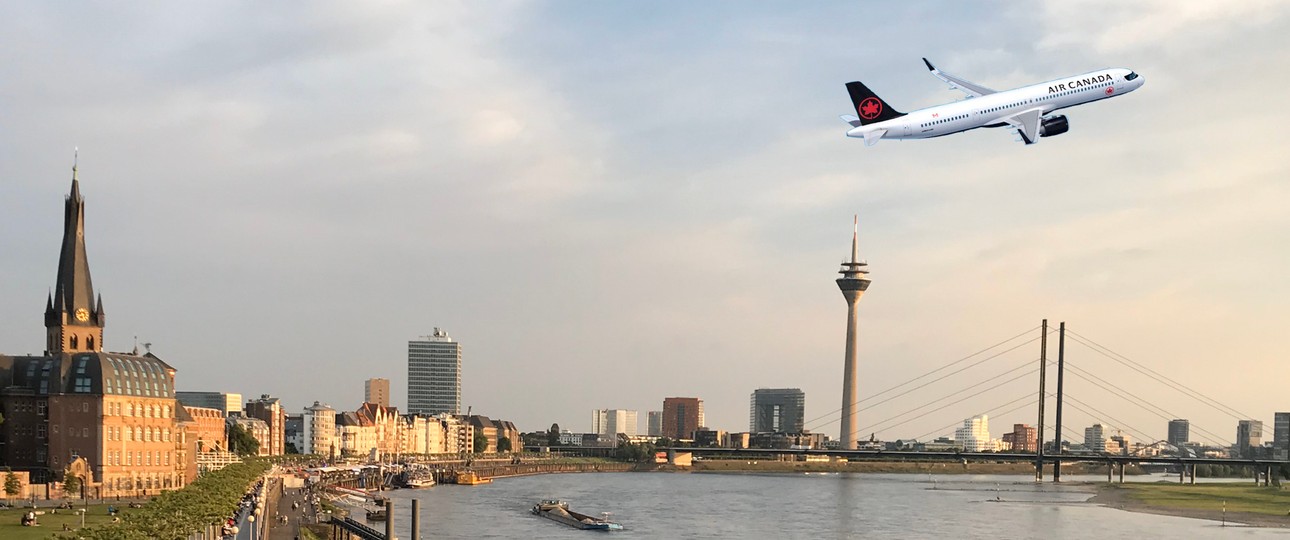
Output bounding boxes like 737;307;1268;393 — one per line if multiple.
44;160;105;354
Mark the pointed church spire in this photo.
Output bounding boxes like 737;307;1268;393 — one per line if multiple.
52;158;96;323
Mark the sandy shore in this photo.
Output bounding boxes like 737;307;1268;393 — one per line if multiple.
1089;485;1290;528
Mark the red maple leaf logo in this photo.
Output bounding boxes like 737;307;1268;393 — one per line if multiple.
858;97;883;120
1105;86;1114;95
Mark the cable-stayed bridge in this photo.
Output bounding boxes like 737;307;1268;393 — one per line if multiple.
679;320;1290;482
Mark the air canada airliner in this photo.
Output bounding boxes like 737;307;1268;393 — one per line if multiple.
841;58;1144;145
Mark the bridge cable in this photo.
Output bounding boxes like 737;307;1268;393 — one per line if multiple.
856;366;1039;437
913;394;1037;442
1064;329;1252;420
802;326;1043;432
1061;361;1234;447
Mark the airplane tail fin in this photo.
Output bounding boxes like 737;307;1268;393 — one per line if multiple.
845;81;906;125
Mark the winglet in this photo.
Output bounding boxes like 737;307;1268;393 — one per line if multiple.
923;57;935;71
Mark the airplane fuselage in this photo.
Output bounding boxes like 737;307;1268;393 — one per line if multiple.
847;68;1144;141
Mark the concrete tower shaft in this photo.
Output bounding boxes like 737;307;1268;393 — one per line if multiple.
836;216;871;450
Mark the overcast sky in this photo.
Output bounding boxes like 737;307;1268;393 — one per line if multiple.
3;2;1289;444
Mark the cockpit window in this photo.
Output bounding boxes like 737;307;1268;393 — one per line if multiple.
1125;72;1139;81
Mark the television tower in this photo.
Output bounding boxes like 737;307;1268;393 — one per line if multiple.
836;215;871;450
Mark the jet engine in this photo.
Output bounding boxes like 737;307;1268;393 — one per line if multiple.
1039;115;1069;137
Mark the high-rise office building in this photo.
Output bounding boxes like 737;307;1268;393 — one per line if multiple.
1237;420;1263;458
749;388;806;434
647;411;663;437
592;409;639;438
1274;413;1290;461
365;378;390;408
1167;419;1189;446
662;397;704;440
407;328;461;415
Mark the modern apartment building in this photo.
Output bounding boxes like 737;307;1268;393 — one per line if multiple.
407;328;461;415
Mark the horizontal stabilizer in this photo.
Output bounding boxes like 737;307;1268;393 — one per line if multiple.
839;114;862;128
863;129;885;147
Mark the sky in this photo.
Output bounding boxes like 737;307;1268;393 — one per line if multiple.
2;1;1289;445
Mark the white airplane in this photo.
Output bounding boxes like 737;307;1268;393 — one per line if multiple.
842;58;1144;145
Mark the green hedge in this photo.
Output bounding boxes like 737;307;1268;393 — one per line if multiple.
64;459;271;540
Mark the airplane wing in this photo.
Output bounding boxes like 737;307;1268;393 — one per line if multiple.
923;58;996;97
1005;108;1044;144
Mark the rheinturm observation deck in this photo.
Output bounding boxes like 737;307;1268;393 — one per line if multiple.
836;216;871;450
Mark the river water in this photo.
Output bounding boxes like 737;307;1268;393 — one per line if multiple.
371;472;1290;539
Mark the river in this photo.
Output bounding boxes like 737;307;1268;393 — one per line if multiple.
369;472;1290;538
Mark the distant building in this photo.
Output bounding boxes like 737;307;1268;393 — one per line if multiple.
407;328;461;415
364;378;390;408
1108;431;1131;456
592;409;638;438
661;397;704;440
1275;413;1290;461
954;415;991;452
1001;424;1037;452
1237;420;1263;458
301;401;336;458
1084;424;1111;453
176;391;243;416
694;428;727;447
647;411;663;437
184;406;227;453
284;414;303;453
1167;419;1189;446
229;416;271;456
244;394;286;456
749;388;805;434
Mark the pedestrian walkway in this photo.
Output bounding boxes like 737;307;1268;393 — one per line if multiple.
267;479;313;540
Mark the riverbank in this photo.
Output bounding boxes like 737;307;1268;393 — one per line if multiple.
1091;483;1290;528
688;459;1137;475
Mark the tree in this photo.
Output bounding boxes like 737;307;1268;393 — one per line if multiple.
4;470;19;504
62;471;81;497
547;423;561;446
228;424;261;457
285;441;300;454
498;436;513;453
473;432;488;453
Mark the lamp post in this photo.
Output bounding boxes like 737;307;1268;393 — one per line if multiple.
247;515;256;540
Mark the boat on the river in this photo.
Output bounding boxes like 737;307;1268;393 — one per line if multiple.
456;470;492;485
365;506;388;521
531;500;623;531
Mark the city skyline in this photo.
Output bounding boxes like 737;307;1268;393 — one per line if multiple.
3;4;1290;437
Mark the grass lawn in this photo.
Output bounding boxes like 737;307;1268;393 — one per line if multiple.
1120;483;1290;516
0;504;122;540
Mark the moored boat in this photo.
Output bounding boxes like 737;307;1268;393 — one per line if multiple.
456;470;492;485
531;500;623;531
